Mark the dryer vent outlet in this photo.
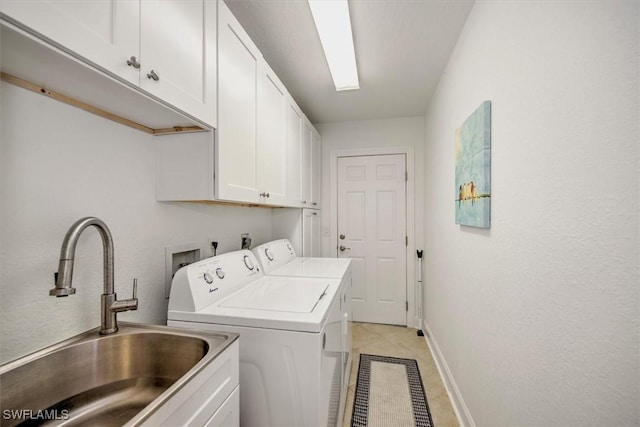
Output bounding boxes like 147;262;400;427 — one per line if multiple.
165;243;201;298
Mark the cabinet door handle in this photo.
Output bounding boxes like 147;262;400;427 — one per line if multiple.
147;70;160;81
126;56;140;69
312;202;317;206
302;200;307;204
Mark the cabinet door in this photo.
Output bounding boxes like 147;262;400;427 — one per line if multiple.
311;130;322;208
302;209;321;257
286;99;303;207
0;0;140;85
140;0;216;127
257;62;287;205
216;0;260;203
302;120;313;207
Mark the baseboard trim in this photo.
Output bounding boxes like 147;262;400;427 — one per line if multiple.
421;320;476;427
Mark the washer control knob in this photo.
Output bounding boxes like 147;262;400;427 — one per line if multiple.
203;272;214;284
265;248;274;261
243;255;255;270
215;267;225;279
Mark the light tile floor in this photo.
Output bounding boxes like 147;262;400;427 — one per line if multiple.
342;322;459;427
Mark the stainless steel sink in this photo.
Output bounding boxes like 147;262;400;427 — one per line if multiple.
0;323;238;426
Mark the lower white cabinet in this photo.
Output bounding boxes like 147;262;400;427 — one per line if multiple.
138;340;239;427
204;387;239;427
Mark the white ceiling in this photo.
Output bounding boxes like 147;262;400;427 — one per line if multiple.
224;0;475;124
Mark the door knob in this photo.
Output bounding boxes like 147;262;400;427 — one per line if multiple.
339;245;351;252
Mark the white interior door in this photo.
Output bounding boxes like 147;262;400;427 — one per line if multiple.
337;154;407;325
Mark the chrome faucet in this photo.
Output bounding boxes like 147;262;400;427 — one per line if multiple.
50;217;138;335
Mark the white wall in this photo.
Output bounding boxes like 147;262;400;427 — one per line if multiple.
0;82;272;363
423;1;639;426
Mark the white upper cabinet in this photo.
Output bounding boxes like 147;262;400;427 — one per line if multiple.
302;118;322;208
140;0;217;127
216;0;260;203
217;0;290;206
302;119;313;207
158;1;296;206
311;128;322;208
286;98;304;207
1;0;217;128
0;0;140;85
256;62;287;205
5;0;321;207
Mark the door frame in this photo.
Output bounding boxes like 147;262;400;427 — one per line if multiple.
329;146;416;328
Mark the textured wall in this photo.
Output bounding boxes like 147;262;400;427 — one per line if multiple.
0;82;273;363
423;1;639;426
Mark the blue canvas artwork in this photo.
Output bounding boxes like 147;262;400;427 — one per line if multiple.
455;101;491;228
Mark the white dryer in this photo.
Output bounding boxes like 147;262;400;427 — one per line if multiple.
168;250;344;427
252;239;353;420
252;239;351;280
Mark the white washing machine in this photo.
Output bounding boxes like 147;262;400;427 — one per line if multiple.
167;249;344;427
252;239;353;421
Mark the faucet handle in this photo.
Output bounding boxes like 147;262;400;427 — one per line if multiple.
110;278;139;314
128;278;139;309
